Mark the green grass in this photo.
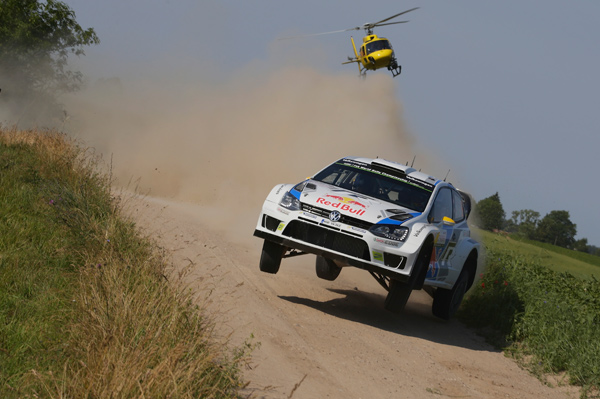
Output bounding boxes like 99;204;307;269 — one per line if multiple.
515;236;600;268
0;128;250;398
460;229;600;396
476;229;600;280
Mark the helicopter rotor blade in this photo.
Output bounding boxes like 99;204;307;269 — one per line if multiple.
366;7;419;29
278;7;418;40
278;27;359;40
373;20;410;28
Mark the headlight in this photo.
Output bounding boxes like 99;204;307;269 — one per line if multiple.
369;224;409;242
279;191;301;211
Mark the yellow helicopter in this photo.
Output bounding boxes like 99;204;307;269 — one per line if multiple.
280;8;418;78
343;8;419;77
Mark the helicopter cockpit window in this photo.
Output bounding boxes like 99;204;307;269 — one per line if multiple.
365;40;391;54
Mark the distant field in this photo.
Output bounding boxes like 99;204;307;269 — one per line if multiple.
475;228;600;280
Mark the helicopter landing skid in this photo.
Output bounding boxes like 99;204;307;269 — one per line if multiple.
388;64;402;77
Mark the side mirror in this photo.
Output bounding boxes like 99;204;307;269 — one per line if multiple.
442;216;456;226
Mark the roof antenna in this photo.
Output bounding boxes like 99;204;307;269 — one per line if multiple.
410;155;416;168
443;169;451;182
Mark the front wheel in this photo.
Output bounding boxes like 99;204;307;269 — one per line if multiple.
384;279;413;313
259;240;284;274
432;268;471;320
315;256;342;281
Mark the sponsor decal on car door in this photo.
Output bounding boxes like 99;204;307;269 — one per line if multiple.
427;224;457;280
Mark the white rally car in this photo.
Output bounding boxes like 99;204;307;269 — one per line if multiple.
253;157;479;319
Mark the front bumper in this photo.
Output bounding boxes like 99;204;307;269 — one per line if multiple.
254;207;423;283
254;228;411;283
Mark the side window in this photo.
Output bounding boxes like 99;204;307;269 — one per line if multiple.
430;188;453;223
452;190;466;222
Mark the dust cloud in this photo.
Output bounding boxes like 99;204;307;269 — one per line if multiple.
64;65;426;238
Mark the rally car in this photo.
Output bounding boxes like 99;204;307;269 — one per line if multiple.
253;157;479;319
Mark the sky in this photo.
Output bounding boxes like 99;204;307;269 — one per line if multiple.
62;0;600;246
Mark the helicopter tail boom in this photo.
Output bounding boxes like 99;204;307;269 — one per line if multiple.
341;36;363;76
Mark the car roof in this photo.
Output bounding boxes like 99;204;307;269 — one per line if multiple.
343;156;440;187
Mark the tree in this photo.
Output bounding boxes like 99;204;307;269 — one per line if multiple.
0;0;99;125
475;192;506;231
509;209;540;239
589;245;600;257
573;238;589;253
536;210;577;249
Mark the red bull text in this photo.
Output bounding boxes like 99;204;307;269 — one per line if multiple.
317;197;366;216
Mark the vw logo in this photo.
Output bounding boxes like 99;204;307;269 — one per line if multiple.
329;210;341;222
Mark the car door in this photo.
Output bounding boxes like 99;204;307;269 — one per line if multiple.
426;187;457;281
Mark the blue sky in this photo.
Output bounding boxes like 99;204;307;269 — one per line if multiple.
65;0;600;246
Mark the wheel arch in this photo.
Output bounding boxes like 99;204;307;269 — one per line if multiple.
412;234;436;290
464;249;478;290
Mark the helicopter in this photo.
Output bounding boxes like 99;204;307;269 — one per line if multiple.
279;8;419;78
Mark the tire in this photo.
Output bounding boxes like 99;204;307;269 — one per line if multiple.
259;240;284;274
384;239;433;313
412;239;434;291
315;256;342;281
384;279;413;313
432;267;471;320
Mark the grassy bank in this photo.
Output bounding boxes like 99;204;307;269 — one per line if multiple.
0;128;249;398
476;229;600;280
459;231;600;396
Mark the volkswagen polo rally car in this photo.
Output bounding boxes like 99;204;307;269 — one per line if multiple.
253;157;480;319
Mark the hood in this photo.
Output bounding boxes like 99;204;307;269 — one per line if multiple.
295;180;418;224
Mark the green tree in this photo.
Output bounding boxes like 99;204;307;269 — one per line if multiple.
509;209;540;239
536;210;577;249
475;192;506;231
573;238;589;252
0;0;99;125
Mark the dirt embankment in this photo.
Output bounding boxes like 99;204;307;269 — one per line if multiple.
126;195;578;399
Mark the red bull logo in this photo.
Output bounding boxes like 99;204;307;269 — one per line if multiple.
317;196;366;216
325;195;367;208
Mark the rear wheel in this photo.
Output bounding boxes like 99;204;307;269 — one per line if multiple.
384;279;413;313
315;256;342;281
259;240;284;274
432;267;471;320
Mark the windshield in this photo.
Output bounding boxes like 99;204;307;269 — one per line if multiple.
313;160;433;212
365;40;391;54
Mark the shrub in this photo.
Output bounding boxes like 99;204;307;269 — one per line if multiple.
459;248;600;393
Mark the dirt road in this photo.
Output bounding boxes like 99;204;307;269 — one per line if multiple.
127;195;577;399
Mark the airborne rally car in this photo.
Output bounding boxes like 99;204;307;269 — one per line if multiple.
253;157;479;319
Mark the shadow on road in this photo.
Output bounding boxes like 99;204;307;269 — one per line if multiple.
279;287;498;353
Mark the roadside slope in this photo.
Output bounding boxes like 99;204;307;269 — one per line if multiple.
127;195;579;399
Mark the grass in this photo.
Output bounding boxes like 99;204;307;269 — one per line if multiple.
0;127;250;398
514;235;600;268
459;229;600;397
476;229;600;280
